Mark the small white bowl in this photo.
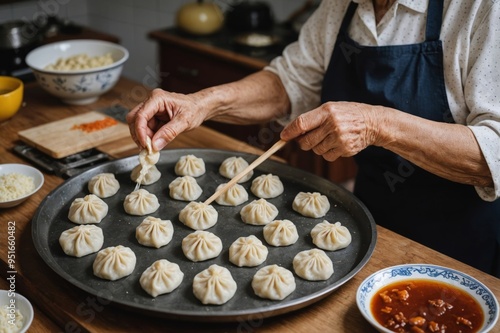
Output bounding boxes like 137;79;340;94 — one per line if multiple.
0;290;34;333
357;264;499;333
25;39;128;105
0;163;44;208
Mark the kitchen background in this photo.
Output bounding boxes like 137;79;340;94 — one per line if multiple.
0;0;309;84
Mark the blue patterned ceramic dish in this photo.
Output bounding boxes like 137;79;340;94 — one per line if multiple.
356;264;499;333
25;39;128;105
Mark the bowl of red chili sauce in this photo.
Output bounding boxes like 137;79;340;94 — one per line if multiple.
356;264;498;333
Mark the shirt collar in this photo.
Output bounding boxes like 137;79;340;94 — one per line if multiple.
353;0;429;14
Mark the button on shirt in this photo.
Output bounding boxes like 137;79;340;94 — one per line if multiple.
265;0;500;201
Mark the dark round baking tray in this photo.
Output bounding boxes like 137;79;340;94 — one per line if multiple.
32;148;376;322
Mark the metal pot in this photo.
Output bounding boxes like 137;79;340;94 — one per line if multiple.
225;1;274;32
0;20;42;50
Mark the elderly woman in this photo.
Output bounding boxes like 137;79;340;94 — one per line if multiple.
127;0;500;276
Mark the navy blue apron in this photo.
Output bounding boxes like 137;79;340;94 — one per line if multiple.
321;0;500;276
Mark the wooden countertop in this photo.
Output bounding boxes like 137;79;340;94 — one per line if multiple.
1;78;499;332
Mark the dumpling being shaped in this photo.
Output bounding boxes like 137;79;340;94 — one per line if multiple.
252;265;296;300
311;221;352;251
193;264;237;305
133;136;160;187
140;259;184;297
293;249;334;281
229;235;268;267
59;225;104;257
88;173;120;198
135;216;174;248
219;156;253;183
182;230;222;262
131;164;161;185
263;219;299;247
240;198;278;225
169;176;203;201
215;183;248;206
175;154;206;177
292;192;330;218
250;174;284;199
68;194;108;224
123;189;160;216
179;202;218;230
93;245;136;281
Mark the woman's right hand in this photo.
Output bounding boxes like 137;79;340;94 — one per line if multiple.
126;88;209;151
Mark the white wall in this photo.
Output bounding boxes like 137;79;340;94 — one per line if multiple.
0;0;305;85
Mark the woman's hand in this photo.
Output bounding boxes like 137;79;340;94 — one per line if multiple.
280;101;380;161
126;88;208;151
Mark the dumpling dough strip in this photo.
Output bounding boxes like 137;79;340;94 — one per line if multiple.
204;139;287;205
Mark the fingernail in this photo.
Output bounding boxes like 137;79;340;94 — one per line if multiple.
153;138;166;151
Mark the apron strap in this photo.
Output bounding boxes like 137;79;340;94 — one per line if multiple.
425;0;444;41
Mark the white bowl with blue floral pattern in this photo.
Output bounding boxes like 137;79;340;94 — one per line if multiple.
26;39;128;105
356;264;499;333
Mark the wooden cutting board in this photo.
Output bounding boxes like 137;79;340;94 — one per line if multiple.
18;111;132;159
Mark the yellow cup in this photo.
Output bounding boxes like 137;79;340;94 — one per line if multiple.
0;76;24;122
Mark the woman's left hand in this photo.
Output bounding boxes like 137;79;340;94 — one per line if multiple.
280;101;380;161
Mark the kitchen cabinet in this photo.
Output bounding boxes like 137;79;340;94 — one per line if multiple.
149;28;357;184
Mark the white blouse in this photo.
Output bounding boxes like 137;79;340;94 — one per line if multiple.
265;0;500;201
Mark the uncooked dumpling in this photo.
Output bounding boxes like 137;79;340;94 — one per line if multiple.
311;221;352;251
251;265;296;300
68;194;108;224
93;245;136;281
140;259;184;297
263;219;298;247
182;230;222;262
240;198;278;225
175;154;206;177
219;156;253;183
135;216;174;248
131;164;161;185
179;202;218;230
293;249;334;281
88;173;120;198
169;176;203;201
250;174;284;199
292;192;330;218
123;189;160;216
214;183;248;206
59;225;104;257
193;264;237;305
229;235;268;267
134;136;160;187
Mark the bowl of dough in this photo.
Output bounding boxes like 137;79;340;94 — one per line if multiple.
25;39;128;105
0;163;44;208
0;290;34;333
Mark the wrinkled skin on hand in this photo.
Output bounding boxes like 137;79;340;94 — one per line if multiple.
280;101;380;161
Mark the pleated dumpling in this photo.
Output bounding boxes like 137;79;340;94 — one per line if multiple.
93;245;136;281
175;154;205;177
229;235;268;267
311;221;352;251
179;202;218;230
219;156;253;183
169;176;203;201
123;189;160;216
192;264;237;305
293;249;334;281
140;259;184;297
88;173;120;198
214;183;248;206
292;192;330;218
263;219;299;247
250;174;284;199
135;216;174;248
130;164;161;185
68;194;108;224
59;225;104;257
240;198;278;225
182;230;223;262
252;265;296;300
133;137;161;186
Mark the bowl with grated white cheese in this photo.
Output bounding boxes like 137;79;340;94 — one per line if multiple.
0;164;44;208
0;290;33;333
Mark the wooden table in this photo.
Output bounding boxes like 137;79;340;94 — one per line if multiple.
1;78;498;332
